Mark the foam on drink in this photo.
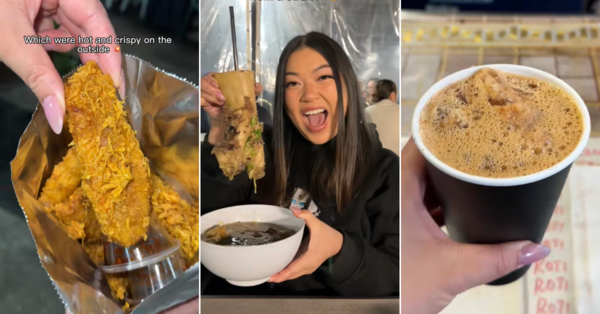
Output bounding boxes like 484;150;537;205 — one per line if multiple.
419;68;583;178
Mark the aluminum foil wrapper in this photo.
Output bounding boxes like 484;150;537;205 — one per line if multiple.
10;54;199;314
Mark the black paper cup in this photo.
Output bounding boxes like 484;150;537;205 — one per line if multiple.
411;64;591;285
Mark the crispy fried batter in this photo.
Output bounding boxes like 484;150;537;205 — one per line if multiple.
152;146;199;200
82;238;105;266
106;275;128;300
151;174;199;262
46;187;94;240
83;205;102;241
37;147;101;241
38;148;82;205
42;61;198;305
65;61;152;247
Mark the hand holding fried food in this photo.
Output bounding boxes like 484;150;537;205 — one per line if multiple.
37;61;199;307
65;61;152;248
211;71;265;183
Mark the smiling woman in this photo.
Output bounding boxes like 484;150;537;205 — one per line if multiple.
201;32;399;297
282;56;344;143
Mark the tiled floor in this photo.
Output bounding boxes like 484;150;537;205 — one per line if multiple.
482;55;514;65
0;10;198;313
401;54;441;100
442;54;478;78
562;78;598;101
556;56;594;77
519;56;557;75
590;107;600;133
401;105;415;134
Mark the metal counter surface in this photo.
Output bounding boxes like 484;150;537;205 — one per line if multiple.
201;297;399;314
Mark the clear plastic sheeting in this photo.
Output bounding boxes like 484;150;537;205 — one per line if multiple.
201;0;250;75
200;0;400;114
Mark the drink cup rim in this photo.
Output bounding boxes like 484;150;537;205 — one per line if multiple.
411;64;591;187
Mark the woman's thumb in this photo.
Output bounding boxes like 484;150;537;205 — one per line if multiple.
14;58;65;135
452;241;550;292
291;208;318;227
0;15;65;134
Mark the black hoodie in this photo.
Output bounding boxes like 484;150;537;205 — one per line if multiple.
201;125;399;297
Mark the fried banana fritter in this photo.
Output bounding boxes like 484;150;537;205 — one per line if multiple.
65;61;151;248
38;147;100;241
38;148;82;205
47;187;98;240
106;275;128;300
82;238;105;266
151;175;199;262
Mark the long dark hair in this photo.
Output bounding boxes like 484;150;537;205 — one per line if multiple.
272;32;378;212
374;79;397;102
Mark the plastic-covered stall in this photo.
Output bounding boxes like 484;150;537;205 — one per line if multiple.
201;0;400;116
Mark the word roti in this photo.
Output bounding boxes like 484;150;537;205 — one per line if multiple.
114;36;142;46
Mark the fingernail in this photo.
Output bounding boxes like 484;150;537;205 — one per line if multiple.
291;207;301;214
216;92;225;101
43;44;54;51
519;243;551;266
42;95;64;134
118;69;126;100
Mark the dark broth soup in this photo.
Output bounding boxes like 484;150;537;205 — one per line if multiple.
201;222;296;246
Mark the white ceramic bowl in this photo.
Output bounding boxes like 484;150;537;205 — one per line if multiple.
200;204;305;287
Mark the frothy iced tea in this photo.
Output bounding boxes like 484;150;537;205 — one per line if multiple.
419;68;583;178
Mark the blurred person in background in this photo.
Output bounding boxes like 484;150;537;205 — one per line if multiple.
358;80;369;109
366;78;379;105
253;83;274;126
365;80;399;155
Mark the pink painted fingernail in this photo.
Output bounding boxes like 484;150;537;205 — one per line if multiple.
42;95;64;134
43;44;54;51
216;91;225;101
519;243;550;266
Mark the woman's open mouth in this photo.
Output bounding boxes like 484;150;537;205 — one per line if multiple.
302;108;329;132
